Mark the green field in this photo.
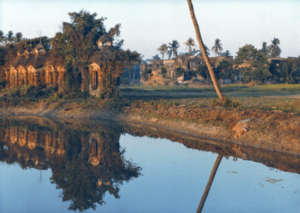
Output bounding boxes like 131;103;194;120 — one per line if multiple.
120;84;300;113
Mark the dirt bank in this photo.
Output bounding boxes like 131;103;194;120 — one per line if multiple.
0;101;299;155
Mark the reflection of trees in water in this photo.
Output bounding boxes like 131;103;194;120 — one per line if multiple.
0;122;141;212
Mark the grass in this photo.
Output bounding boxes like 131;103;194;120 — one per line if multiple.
1;83;300;114
120;84;300;95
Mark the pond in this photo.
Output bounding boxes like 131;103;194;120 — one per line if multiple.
0;117;299;213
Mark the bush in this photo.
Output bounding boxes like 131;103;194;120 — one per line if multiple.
212;95;242;110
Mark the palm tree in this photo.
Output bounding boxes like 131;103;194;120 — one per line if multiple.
268;38;281;58
15;32;23;42
187;0;224;102
184;37;196;55
211;38;223;56
168;40;180;59
261;42;268;56
195;44;210;57
7;31;15;43
157;43;168;60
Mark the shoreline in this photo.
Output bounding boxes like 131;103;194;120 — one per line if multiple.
1;102;300;156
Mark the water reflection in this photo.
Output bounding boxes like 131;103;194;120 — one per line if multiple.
0;118;141;211
1;117;300;212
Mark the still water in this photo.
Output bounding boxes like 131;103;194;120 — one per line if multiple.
0;117;299;213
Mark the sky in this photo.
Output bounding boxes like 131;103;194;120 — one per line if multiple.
0;0;299;59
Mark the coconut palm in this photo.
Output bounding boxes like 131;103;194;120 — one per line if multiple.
157;43;168;60
261;42;268;56
194;44;210;56
7;31;15;43
211;38;223;56
184;37;196;54
187;0;224;102
15;32;23;42
168;40;180;59
268;38;281;58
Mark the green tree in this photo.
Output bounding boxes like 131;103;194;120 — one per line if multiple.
194;44;210;56
261;42;269;57
268;38;281;58
234;44;270;83
0;31;4;44
157;43;168;59
6;31;15;44
277;59;296;83
51;10;137;97
14;32;23;42
219;50;231;57
175;66;185;78
216;60;232;82
250;51;271;82
184;37;196;55
168;40;180;59
211;38;223;56
234;44;257;65
160;67;167;78
152;54;161;60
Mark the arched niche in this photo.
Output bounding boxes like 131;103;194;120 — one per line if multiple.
17;65;28;86
55;66;66;85
18;129;27;147
45;65;58;86
88;134;103;166
9;67;18;88
27;65;39;85
27;132;38;150
89;63;101;90
10;127;18;144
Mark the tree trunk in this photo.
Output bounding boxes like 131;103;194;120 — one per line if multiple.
197;155;223;213
187;0;224;103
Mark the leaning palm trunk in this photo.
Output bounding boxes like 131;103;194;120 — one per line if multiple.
187;0;224;102
197;154;223;213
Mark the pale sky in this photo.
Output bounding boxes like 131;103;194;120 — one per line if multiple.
0;0;299;59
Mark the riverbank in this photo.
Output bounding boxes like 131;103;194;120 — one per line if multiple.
0;98;300;156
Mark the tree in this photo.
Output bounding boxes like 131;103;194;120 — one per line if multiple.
261;42;268;57
6;31;15;44
160;67;167;78
250;51;271;83
157;43;168;59
216;60;232;83
187;0;224;102
152;54;161;60
184;37;196;55
211;38;223;56
278;59;296;84
51;10;137;97
197;63;209;84
194;44;210;57
0;31;4;44
219;50;231;57
168;40;180;59
14;32;23;42
268;38;281;58
175;66;185;78
234;44;270;83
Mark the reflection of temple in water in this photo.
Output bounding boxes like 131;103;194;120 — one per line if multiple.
0;124;141;212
